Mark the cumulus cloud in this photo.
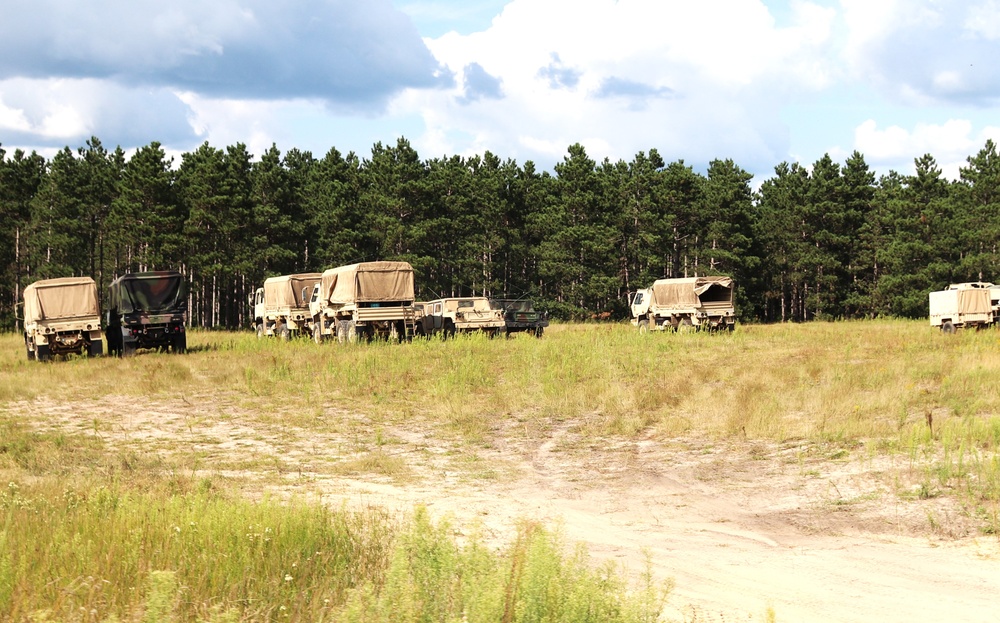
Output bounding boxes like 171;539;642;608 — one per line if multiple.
410;0;835;173
841;0;1000;105
0;78;196;147
854;118;1000;178
0;0;447;105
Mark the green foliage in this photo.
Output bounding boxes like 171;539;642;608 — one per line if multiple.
6;136;1000;327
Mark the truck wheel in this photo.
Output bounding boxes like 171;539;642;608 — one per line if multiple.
173;333;187;354
941;321;956;334
637;318;649;333
534;326;544;338
26;337;35;361
277;324;290;340
123;341;137;357
336;320;347;343
256;323;265;339
36;344;51;362
347;321;358;343
678;317;695;333
88;339;104;357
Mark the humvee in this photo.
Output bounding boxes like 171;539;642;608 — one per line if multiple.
489;298;549;337
308;261;419;342
417;297;506;337
251;273;321;339
22;276;104;361
106;271;188;355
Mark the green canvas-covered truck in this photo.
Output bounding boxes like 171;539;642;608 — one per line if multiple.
106;271;188;356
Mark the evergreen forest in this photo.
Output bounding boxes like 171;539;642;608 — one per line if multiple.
2;136;999;329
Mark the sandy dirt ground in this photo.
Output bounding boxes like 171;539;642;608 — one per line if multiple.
9;394;1000;623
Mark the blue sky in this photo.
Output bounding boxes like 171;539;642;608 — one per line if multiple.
1;0;999;183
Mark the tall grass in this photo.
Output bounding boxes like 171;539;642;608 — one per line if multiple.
0;480;666;622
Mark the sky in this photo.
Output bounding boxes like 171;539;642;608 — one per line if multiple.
1;0;999;183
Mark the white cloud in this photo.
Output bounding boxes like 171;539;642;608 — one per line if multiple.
406;0;840;172
854;118;1000;178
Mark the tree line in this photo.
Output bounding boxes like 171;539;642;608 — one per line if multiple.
1;136;998;329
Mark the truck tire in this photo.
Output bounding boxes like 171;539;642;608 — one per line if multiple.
88;339;104;357
36;344;51;362
26;337;35;361
123;340;137;357
347;321;358;343
313;320;324;344
534;326;544;338
277;323;290;340
941;321;956;334
637;318;649;333
173;333;187;354
256;323;265;339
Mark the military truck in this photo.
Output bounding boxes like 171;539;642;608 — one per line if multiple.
417;297;506;337
22;276;104;361
308;261;418;342
251;273;321;339
489;298;549;337
630;276;736;332
105;271;188;356
929;282;996;333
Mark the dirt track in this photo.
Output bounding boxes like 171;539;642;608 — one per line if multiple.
11;394;1000;622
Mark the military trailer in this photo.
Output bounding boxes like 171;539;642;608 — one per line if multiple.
929;282;995;333
251;273;321;339
489;298;549;337
106;271;188;356
308;261;418;343
417;297;506;337
630;276;736;332
22;276;104;361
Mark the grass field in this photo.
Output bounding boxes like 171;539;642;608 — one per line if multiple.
2;320;999;621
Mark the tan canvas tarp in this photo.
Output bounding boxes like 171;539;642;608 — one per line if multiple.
650;276;733;307
264;273;321;308
23;277;99;323
956;288;991;314
321;262;414;304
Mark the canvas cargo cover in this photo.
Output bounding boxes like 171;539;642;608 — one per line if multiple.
23;277;100;323
320;262;414;304
110;272;186;313
956;289;991;314
650;276;733;307
264;273;321;308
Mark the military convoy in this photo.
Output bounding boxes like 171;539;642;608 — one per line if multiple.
19;263;751;362
252;273;321;339
629;276;736;332
416;297;506;337
22;277;104;360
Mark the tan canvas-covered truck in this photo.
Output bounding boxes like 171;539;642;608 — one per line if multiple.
416;297;506;337
630;276;736;332
251;273;321;339
22;276;104;361
308;261;418;342
929;282;995;333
